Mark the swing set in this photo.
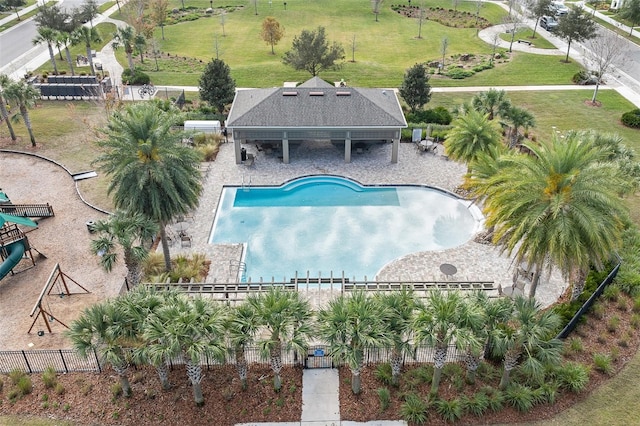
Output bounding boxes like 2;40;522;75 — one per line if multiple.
28;263;90;334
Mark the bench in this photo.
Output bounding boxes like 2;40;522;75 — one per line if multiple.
517;39;533;46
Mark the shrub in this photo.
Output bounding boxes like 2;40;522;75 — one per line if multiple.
603;284;620;301
54;383;65;395
445;68;474;79
434;398;463;422
9;369;26;385
633;296;640;313
593;353;614;375
607;315;620;333
111;382;123;397
572;70;591;84
42;366;57;389
374;364;393;386
617;297;628;311
538;382;559;404
16;376;32;396
400;393;429;425
621;109;640;128
568;337;584;353
504;383;535;412
121;68;151;85
616;269;640;297
591;302;606;319
631;313;640;329
406;107;453;125
377;387;391;412
553;362;590;392
461;392;489;417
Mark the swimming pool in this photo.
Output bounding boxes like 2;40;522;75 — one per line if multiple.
209;175;484;281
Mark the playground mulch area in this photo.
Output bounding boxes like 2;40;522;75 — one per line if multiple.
0;152;125;351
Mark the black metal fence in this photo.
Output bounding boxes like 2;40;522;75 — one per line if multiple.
556;258;622;339
0;344;461;374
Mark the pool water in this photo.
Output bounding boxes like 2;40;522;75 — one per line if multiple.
210;176;483;281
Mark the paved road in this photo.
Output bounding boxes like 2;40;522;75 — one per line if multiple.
0;0;110;74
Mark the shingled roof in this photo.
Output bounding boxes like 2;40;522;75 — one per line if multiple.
226;77;406;128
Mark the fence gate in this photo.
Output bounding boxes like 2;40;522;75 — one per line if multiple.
305;345;332;368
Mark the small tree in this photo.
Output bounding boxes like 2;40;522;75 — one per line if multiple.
372;0;383;21
199;58;236;114
440;36;449;68
618;0;640;36
72;26;102;76
399;63;431;114
503;14;521;53
33;26;59;76
5;0;26;21
261;17;284;54
79;0;100;28
557;8;597;62
584;30;628;103
35;3;74;33
282;27;345;76
528;0;553;38
150;0;169;40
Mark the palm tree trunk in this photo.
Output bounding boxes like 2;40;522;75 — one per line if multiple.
235;347;248;390
159;225;172;272
431;345;448;396
126;51;135;72
124;247;142;286
570;268;587;301
464;348;480;384
155;362;171;390
0;96;16;141
48;44;58;75
350;365;362;394
21;106;36;147
528;269;541;299
112;363;132;397
87;44;96;76
390;348;402;387
270;341;283;391
499;350;519;390
186;361;204;406
64;47;75;76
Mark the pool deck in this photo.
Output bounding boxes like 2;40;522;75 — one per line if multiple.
168;140;566;308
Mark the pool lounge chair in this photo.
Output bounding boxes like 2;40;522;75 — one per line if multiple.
244;153;255;167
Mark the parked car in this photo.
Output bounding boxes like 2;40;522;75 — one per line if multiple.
550;1;569;16
540;15;559;31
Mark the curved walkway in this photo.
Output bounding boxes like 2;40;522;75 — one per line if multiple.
478;23;564;55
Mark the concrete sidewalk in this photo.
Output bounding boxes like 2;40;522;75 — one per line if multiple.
236;368;407;426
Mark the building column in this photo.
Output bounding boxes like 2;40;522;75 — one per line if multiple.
283;132;290;164
391;138;399;163
234;139;242;164
344;132;352;163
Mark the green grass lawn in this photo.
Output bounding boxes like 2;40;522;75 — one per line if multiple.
499;27;557;49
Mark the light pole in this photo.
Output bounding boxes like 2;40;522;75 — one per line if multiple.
284;1;287;10
210;0;212;9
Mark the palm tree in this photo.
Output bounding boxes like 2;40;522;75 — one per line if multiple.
55;31;76;76
90;211;158;288
445;109;502;172
226;302;258;390
374;290;417;386
247;287;312;391
66;300;134;397
473;134;628;300
503;105;535;148
318;291;391;394
456;293;486;384
112;26;137;72
413;291;478;396
143;295;227;405
492;296;562;389
471;88;512;121
3;80;39;147
94;103;202;272
118;286;178;390
72;26;102;76
33;26;59;75
0;74;17;141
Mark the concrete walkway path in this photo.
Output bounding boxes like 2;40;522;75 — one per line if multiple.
236;368;407;426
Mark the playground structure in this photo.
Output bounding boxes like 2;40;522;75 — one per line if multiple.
28;263;90;334
0;224;36;281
